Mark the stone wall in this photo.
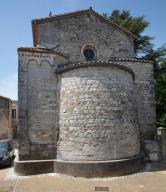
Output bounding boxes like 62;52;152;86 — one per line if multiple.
34;11;156;140
56;59;156;140
37;11;134;60
17;10;156;161
0;96;12;140
18;49;67;160
110;60;156;139
18;51;155;161
57;63;140;161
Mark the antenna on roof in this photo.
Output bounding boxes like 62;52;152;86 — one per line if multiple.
49;11;52;17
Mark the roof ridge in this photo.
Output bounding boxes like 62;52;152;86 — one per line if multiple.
32;8;90;22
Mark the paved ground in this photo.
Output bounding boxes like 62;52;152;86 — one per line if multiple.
0;162;166;192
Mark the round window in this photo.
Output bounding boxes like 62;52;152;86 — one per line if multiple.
83;49;95;60
82;44;97;61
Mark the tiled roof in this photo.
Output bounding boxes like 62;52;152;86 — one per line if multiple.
55;60;135;80
109;58;154;63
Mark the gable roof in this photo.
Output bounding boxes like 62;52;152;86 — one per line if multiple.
32;8;137;47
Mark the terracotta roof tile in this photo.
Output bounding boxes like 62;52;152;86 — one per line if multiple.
55;60;135;80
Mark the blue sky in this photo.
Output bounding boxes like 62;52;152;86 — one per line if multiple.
0;0;166;99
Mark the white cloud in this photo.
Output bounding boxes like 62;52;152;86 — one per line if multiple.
0;73;18;100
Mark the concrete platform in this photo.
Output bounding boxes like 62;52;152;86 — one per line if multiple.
2;162;166;192
14;155;144;177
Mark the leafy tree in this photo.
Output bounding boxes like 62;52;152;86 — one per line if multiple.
142;45;166;126
156;60;166;126
143;45;166;78
103;10;154;56
152;48;166;126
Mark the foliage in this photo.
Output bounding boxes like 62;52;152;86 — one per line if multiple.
143;45;166;77
142;45;166;126
103;10;154;56
155;50;166;126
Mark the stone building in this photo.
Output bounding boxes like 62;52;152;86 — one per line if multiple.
16;8;156;177
0;96;18;141
12;100;18;140
0;96;12;140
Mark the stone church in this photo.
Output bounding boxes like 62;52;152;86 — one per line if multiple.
16;8;156;177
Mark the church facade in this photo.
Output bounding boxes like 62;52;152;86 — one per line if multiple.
17;9;156;176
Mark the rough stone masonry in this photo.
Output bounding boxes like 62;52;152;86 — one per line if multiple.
17;8;156;175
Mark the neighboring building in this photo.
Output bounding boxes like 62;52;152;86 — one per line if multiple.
12;100;18;140
0;96;12;140
17;8;156;177
0;96;18;141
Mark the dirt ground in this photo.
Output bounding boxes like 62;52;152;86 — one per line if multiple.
0;162;166;192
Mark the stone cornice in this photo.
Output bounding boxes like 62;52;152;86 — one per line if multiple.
55;60;135;80
109;58;154;64
18;47;68;58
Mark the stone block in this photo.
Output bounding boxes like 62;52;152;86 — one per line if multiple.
144;140;160;161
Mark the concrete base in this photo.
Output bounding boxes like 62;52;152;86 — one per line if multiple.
14;155;144;177
54;155;144;177
14;159;54;176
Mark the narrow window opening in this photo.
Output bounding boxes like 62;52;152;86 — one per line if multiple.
12;109;16;118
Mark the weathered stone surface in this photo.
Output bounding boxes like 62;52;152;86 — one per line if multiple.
18;51;67;160
144;140;159;152
57;65;140;161
110;60;156;139
144;140;160;161
37;11;135;60
17;9;156;167
0;96;12;140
